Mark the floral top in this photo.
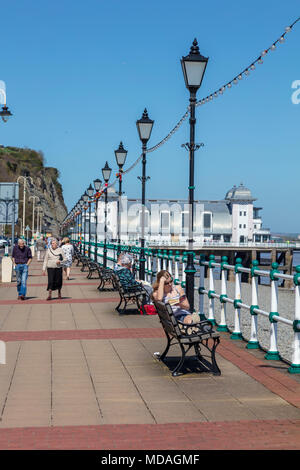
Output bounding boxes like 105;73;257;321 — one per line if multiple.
62;244;74;267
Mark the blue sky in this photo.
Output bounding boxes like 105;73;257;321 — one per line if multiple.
0;0;299;232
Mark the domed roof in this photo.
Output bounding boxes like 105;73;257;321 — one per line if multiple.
225;183;256;201
225;185;237;199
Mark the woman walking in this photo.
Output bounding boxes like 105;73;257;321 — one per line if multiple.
36;236;46;262
42;238;66;300
61;237;74;280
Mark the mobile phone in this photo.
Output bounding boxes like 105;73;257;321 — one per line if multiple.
179;295;186;301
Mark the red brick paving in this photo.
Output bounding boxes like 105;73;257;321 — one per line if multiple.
0;282;100;287
219;339;300;409
0;419;299;449
0;297;119;305
0;325;299;411
0;327;164;342
1;262;300;450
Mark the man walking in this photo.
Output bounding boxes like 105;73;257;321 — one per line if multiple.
12;238;32;300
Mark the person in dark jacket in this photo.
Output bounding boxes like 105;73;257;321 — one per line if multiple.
12;239;32;300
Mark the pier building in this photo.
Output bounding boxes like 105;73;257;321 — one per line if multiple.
92;182;271;245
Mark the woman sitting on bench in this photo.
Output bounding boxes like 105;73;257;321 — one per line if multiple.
152;270;200;324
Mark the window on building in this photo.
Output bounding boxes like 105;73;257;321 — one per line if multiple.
254;224;257;229
182;212;189;234
160;212;170;233
203;213;212;230
244;224;246;229
139;211;149;229
239;224;242;229
244;211;246;216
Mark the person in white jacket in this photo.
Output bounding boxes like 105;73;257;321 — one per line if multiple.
42;238;66;300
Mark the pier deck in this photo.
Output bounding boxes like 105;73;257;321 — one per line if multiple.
0;259;300;449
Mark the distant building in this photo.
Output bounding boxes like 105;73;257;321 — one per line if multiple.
92;183;271;244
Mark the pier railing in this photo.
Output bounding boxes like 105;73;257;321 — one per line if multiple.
70;238;300;373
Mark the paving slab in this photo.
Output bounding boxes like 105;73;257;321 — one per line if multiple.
0;259;300;449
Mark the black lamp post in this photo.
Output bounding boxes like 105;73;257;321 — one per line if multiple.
136;109;154;280
114;142;128;254
102;162;112;268
75;203;80;244
181;38;208;312
82;192;89;256
79;199;84;254
86;184;94;258
93;178;102;262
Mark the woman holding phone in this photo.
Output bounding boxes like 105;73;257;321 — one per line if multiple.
152;270;200;324
42;238;67;300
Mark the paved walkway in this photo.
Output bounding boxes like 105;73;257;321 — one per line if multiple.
0;258;300;449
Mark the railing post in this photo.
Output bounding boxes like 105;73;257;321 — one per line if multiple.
163;249;168;270
265;262;281;360
149;249;155;283
207;254;216;325
99;241;104;266
288;266;300;373
217;256;229;332
231;257;243;340
168;250;173;278
157;249;162;274
247;260;260;349
181;252;187;288
174;251;180;285
152;249;157;281
198;254;206;321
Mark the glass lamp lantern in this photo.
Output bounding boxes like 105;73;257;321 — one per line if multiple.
115;142;128;168
93;178;102;192
181;39;208;92
0;106;12;123
136;109;154;143
102;161;112;183
82;192;89;203
87;184;94;198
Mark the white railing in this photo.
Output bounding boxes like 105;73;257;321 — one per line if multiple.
196;257;300;373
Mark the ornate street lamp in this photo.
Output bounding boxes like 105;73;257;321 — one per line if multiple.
115;142;128;254
102;162;112;268
75;202;81;244
136;109;154;280
0;105;13;123
181;39;208;313
93;178;102;262
81;194;88;255
17;175;33;237
29;195;40;238
86;184;94;258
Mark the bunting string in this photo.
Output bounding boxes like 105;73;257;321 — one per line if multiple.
64;17;300;224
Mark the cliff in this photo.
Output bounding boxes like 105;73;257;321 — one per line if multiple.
0;146;67;236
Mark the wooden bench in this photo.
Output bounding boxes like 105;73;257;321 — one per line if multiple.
153;300;221;377
113;272;148;315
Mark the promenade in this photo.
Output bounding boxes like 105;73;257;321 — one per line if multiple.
0;257;300;450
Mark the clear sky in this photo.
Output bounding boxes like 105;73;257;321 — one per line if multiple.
0;0;299;233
